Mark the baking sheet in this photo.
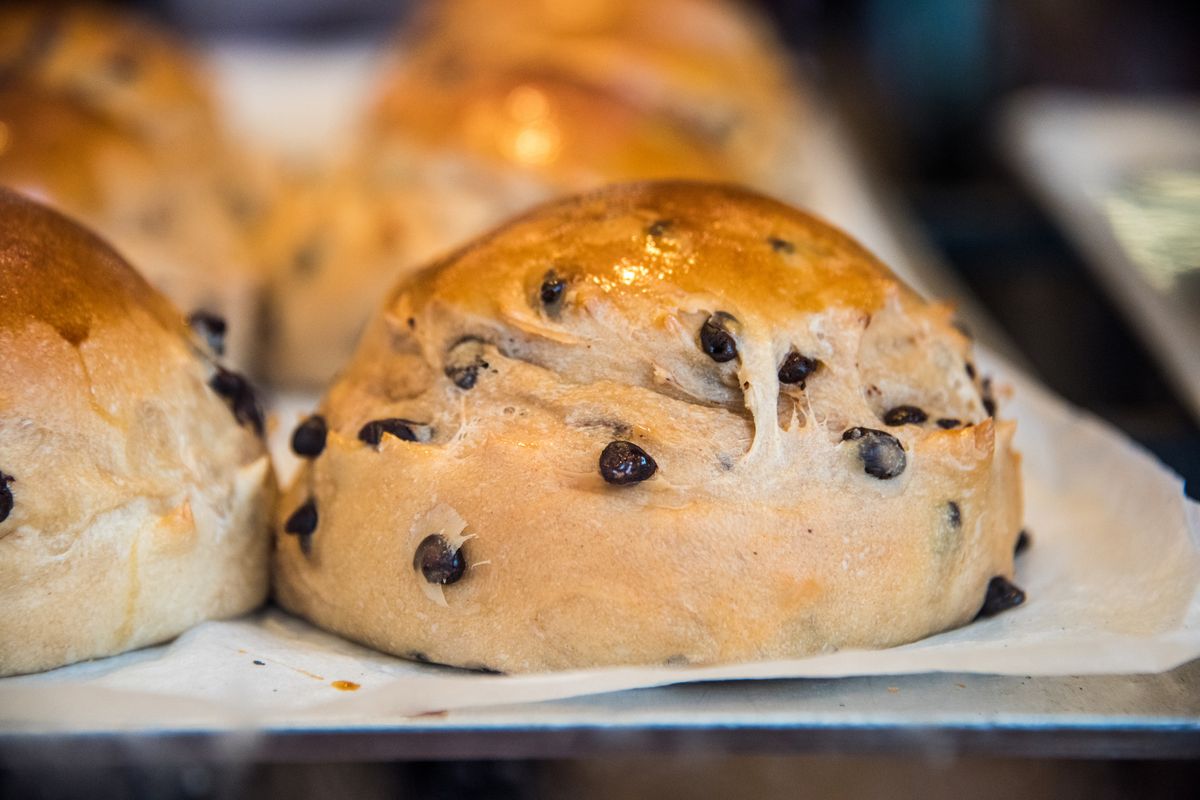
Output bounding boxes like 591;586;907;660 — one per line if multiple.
2;349;1198;729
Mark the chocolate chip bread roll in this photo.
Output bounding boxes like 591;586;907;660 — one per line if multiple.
0;190;274;677
274;182;1024;672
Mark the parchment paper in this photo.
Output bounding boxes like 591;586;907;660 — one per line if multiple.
1;46;1197;731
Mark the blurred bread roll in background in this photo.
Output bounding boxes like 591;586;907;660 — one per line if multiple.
0;4;275;369
0;3;219;157
386;0;805;188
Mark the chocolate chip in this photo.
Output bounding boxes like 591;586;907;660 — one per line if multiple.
981;377;996;417
291;415;327;458
946;501;962;528
284;499;317;554
444;338;489;390
599;440;657;485
842;427;906;479
1015;529;1031;555
285;499;317;535
965;362;977;380
209;368;264;436
539;270;565;308
699;312;738;363
187;310;227;356
936;418;961;429
975;576;1026;619
778;352;818;385
883;405;928;426
358;418;419;447
413;534;466;585
646;219;672;237
252;660;265;666
768;237;795;254
0;472;13;523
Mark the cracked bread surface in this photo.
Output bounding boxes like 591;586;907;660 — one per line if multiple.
274;181;1023;672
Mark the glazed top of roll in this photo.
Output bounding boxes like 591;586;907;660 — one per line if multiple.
338;180;954;459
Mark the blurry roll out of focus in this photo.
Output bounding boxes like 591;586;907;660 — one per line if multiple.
0;3;277;368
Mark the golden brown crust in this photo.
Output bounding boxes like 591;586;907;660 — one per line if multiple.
0;189;274;677
405;181;916;321
274;182;1023;672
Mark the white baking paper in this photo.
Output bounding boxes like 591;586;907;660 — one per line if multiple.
1;44;1197;731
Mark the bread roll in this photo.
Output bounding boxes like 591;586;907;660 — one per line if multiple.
0;3;219;157
0;189;274;677
384;0;804;185
274;182;1024;673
